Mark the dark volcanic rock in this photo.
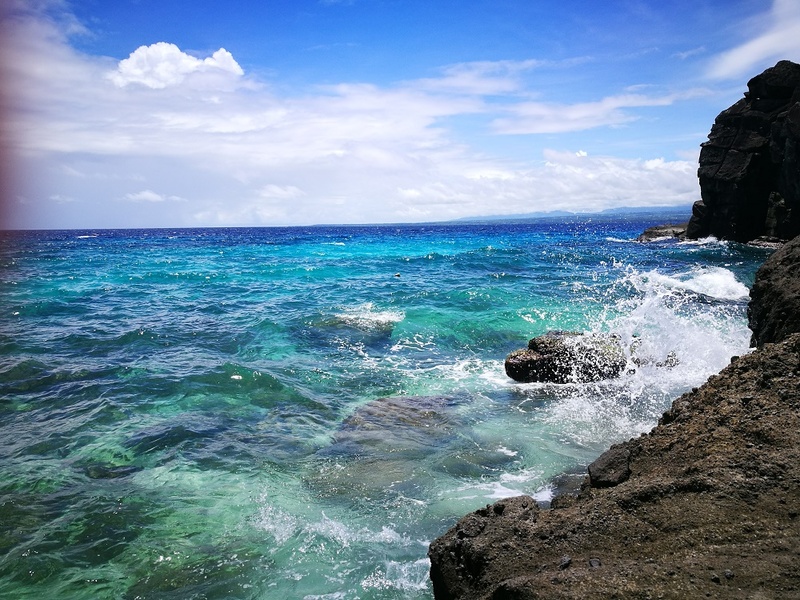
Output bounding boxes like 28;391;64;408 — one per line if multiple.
586;444;630;488
748;234;800;346
636;223;687;242
504;331;626;384
687;60;800;243
429;334;800;600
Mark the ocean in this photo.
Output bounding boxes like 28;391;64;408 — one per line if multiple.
0;212;769;599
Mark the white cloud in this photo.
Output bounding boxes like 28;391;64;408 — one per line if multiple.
414;58;591;96
2;4;702;228
123;190;184;202
707;0;800;79
258;184;305;199
416;60;545;95
108;43;244;89
673;46;706;60
491;93;682;134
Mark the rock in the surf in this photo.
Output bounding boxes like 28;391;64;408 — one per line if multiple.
636;223;688;242
504;331;627;384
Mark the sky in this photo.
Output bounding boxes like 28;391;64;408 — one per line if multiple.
1;0;799;229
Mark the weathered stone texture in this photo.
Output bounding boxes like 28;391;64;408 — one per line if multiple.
688;60;800;242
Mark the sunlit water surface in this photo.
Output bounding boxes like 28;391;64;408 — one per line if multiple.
0;214;768;598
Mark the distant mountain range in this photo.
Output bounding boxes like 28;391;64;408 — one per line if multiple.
451;204;694;224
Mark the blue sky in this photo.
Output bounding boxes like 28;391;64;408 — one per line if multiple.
2;0;800;228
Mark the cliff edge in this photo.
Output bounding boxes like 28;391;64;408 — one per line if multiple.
687;60;800;243
428;237;800;599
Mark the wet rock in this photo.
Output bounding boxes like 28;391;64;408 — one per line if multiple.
428;496;539;600
636;223;687;242
504;331;626;384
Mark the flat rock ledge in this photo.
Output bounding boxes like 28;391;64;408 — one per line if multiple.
636;223;687;242
429;333;800;599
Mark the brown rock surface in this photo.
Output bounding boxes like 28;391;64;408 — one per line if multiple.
429;333;800;599
749;235;800;347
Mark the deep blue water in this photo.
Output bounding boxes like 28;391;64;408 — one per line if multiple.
0;214;769;598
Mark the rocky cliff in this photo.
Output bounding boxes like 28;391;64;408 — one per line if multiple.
428;236;800;599
748;235;800;346
687;60;800;243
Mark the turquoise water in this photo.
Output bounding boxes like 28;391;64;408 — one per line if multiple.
0;215;767;598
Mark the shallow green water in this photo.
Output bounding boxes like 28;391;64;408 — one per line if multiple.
0;217;767;598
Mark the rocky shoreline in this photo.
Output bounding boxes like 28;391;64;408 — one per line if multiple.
427;61;800;599
428;238;800;599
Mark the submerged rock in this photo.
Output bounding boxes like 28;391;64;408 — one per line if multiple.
504;331;626;384
85;464;142;479
308;396;471;501
330;395;461;459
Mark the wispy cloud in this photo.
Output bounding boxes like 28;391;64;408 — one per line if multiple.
673;46;706;60
415;60;547;95
707;0;800;79
491;92;699;135
123;190;186;203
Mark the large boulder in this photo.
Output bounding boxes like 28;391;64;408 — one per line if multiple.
429;333;800;600
687;60;800;243
748;234;800;346
504;331;626;384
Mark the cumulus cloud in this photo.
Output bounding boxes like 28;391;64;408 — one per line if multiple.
108;43;244;89
707;0;800;79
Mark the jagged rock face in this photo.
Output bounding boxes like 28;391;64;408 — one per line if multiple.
748;234;800;346
688;60;800;243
